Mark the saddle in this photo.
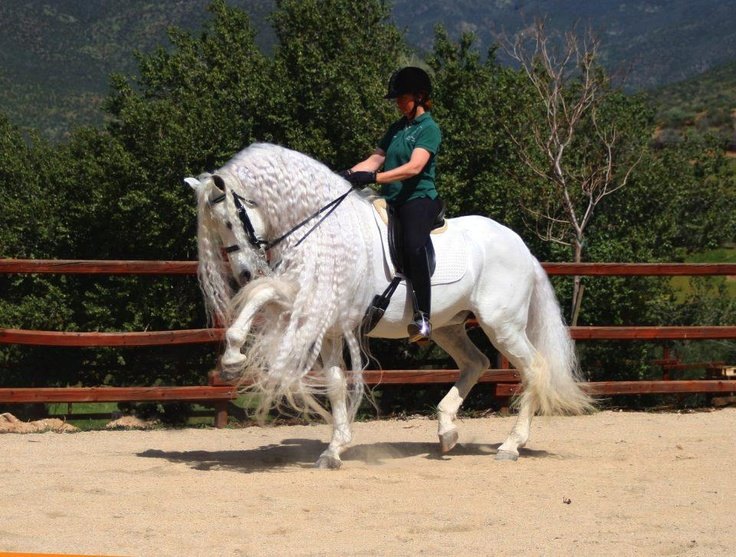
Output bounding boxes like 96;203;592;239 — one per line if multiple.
362;198;447;333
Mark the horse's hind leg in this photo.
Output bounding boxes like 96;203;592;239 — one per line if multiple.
496;398;533;461
432;324;490;453
478;323;538;461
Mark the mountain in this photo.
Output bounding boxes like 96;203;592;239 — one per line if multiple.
392;0;736;89
1;0;735;140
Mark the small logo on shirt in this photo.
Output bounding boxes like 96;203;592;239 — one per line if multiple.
404;124;424;145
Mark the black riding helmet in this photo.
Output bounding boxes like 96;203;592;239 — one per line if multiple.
384;66;432;100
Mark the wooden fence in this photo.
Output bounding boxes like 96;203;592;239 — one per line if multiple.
1;259;735;426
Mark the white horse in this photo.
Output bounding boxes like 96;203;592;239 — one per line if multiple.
187;143;592;469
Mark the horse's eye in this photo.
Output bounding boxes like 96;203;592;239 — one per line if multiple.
226;222;233;230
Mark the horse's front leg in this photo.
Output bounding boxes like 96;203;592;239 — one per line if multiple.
432;325;490;453
220;285;278;371
315;364;353;470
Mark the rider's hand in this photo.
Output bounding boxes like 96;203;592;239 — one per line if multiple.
340;170;376;186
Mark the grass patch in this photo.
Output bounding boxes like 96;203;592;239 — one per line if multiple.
44;402;117;431
43;400;249;430
671;245;736;301
686;246;736;263
6;394;262;431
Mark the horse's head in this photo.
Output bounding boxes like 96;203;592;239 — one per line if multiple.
187;171;270;321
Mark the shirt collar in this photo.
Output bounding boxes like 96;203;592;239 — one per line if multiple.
405;112;431;127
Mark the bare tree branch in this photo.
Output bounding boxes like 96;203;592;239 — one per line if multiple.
497;18;645;322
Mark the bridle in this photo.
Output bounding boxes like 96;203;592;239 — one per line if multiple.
208;182;353;256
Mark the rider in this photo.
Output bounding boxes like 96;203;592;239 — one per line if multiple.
340;66;442;344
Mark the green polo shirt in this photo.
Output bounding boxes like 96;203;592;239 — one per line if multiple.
378;112;441;204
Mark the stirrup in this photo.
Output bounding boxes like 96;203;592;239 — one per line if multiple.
407;313;432;346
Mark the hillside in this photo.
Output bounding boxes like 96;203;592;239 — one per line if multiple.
649;61;736;150
0;0;274;139
1;0;735;140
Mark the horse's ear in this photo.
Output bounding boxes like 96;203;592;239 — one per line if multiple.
212;175;226;191
184;177;201;191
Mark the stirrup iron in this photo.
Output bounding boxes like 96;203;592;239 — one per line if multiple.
407;312;432;346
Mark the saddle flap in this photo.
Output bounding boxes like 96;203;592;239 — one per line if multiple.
371;198;466;286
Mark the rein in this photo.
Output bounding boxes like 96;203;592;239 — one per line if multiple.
268;188;353;249
211;186;353;253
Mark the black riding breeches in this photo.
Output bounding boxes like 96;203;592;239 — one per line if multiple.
395;196;443;317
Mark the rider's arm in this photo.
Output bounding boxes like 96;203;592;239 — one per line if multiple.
351;150;386;172
376;148;430;184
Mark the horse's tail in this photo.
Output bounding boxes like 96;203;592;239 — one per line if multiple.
519;259;594;415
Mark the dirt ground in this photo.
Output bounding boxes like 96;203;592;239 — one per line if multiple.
1;408;735;557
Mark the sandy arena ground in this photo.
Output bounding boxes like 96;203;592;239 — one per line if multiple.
1;408;735;557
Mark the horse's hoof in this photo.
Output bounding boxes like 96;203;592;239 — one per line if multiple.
217;366;242;383
315;455;342;470
439;429;459;453
220;353;246;368
495;449;519;461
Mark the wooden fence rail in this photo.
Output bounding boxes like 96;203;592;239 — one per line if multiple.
1;259;734;426
0;259;198;274
2;326;736;347
0;328;224;346
2;259;735;276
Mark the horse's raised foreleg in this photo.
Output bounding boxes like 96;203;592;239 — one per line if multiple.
220;284;279;370
432;324;490;453
315;364;352;470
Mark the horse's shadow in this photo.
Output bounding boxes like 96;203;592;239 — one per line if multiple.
137;438;552;473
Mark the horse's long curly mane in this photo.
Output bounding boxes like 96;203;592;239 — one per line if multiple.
200;144;377;420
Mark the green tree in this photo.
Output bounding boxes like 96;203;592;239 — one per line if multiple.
103;0;271;259
427;27;526;226
268;0;407;168
0;114;83;388
2;1;273;390
2;0;733;410
565;132;736;383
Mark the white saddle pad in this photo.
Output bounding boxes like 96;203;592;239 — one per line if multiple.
370;199;467;285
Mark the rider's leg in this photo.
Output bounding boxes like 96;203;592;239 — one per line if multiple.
396;197;442;342
405;245;432;339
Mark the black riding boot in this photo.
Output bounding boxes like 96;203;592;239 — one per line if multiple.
405;244;432;345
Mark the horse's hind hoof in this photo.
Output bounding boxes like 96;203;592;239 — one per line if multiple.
495;449;519;461
315;455;342;470
439;429;459;453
